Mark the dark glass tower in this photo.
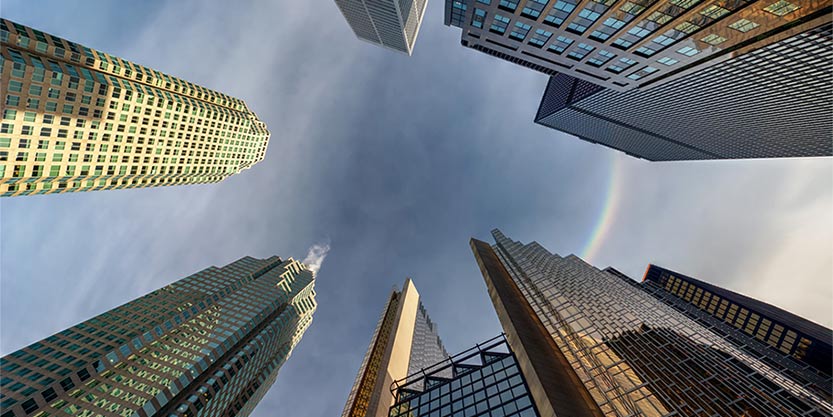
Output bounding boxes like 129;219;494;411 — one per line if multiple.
641;264;832;397
533;22;833;160
388;335;542;417
471;229;833;416
0;256;316;417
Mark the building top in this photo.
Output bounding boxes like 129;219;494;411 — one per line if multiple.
334;0;429;55
444;0;830;91
643;264;833;344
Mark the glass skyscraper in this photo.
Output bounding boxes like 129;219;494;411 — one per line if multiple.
388;335;541;417
0;256;316;417
342;279;449;417
444;0;828;92
0;19;270;197
533;22;832;160
471;229;833;416
334;0;429;55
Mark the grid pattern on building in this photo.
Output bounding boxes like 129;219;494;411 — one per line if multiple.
334;0;428;55
342;291;402;417
488;229;833;416
406;302;450;379
639;265;833;397
389;336;539;417
0;19;270;197
534;21;833;160
0;256;316;417
444;0;829;91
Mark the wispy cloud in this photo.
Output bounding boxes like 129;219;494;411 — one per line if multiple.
302;241;331;276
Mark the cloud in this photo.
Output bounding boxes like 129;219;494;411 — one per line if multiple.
302;241;331;276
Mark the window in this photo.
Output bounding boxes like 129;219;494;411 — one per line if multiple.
567;42;595;60
587;50;615;66
701;33;727;45
677;46;699;56
471;8;487;28
620;1;646;14
521;0;547;18
646;11;672;24
675;21;700;34
729;19;760;32
499;0;518;11
764;0;799;16
510;22;532;41
669;0;699;9
548;35;574;54
490;14;511;34
700;4;729;18
544;0;577;26
528;29;553;47
657;56;678;65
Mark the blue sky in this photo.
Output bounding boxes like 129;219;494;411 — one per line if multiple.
1;1;831;416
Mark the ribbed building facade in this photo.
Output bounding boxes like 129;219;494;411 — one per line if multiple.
334;0;429;54
0;256;316;417
471;229;833;416
534;21;833;160
388;335;541;417
342;279;449;417
444;0;830;91
0;19;270;197
640;264;832;399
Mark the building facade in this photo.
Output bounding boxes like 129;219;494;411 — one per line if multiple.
471;229;833;416
388;335;541;417
334;0;429;55
641;264;832;397
534;21;833;160
0;256;316;417
0;19;270;197
445;0;829;92
342;279;449;417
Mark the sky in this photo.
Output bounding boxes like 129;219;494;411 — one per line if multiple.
1;1;832;416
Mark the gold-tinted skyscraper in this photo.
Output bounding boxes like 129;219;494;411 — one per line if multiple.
0;19;269;197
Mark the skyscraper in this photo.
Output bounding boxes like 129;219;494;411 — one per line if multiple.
342;279;449;417
0;19;270;197
533;22;833;160
641;264;832;395
471;229;833;416
334;0;429;55
388;335;545;417
0;256;316;417
444;0;829;92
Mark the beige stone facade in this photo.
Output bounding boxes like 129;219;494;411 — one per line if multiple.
0;19;269;197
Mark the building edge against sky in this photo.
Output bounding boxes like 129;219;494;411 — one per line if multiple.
471;229;833;416
0;19;270;197
342;279;449;417
444;0;830;92
333;0;429;55
0;256;316;417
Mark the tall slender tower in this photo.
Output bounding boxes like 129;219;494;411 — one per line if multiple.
333;0;429;54
471;229;833;416
0;19;270;197
0;256;316;417
342;279;449;417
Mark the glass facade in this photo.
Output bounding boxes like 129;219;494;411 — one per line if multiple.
334;0;428;55
342;279;449;417
474;229;833;416
640;265;832;399
0;256;316;417
0;19;270;197
533;22;833;160
444;0;830;91
389;336;539;417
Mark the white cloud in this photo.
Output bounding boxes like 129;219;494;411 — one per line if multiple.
302;241;331;276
